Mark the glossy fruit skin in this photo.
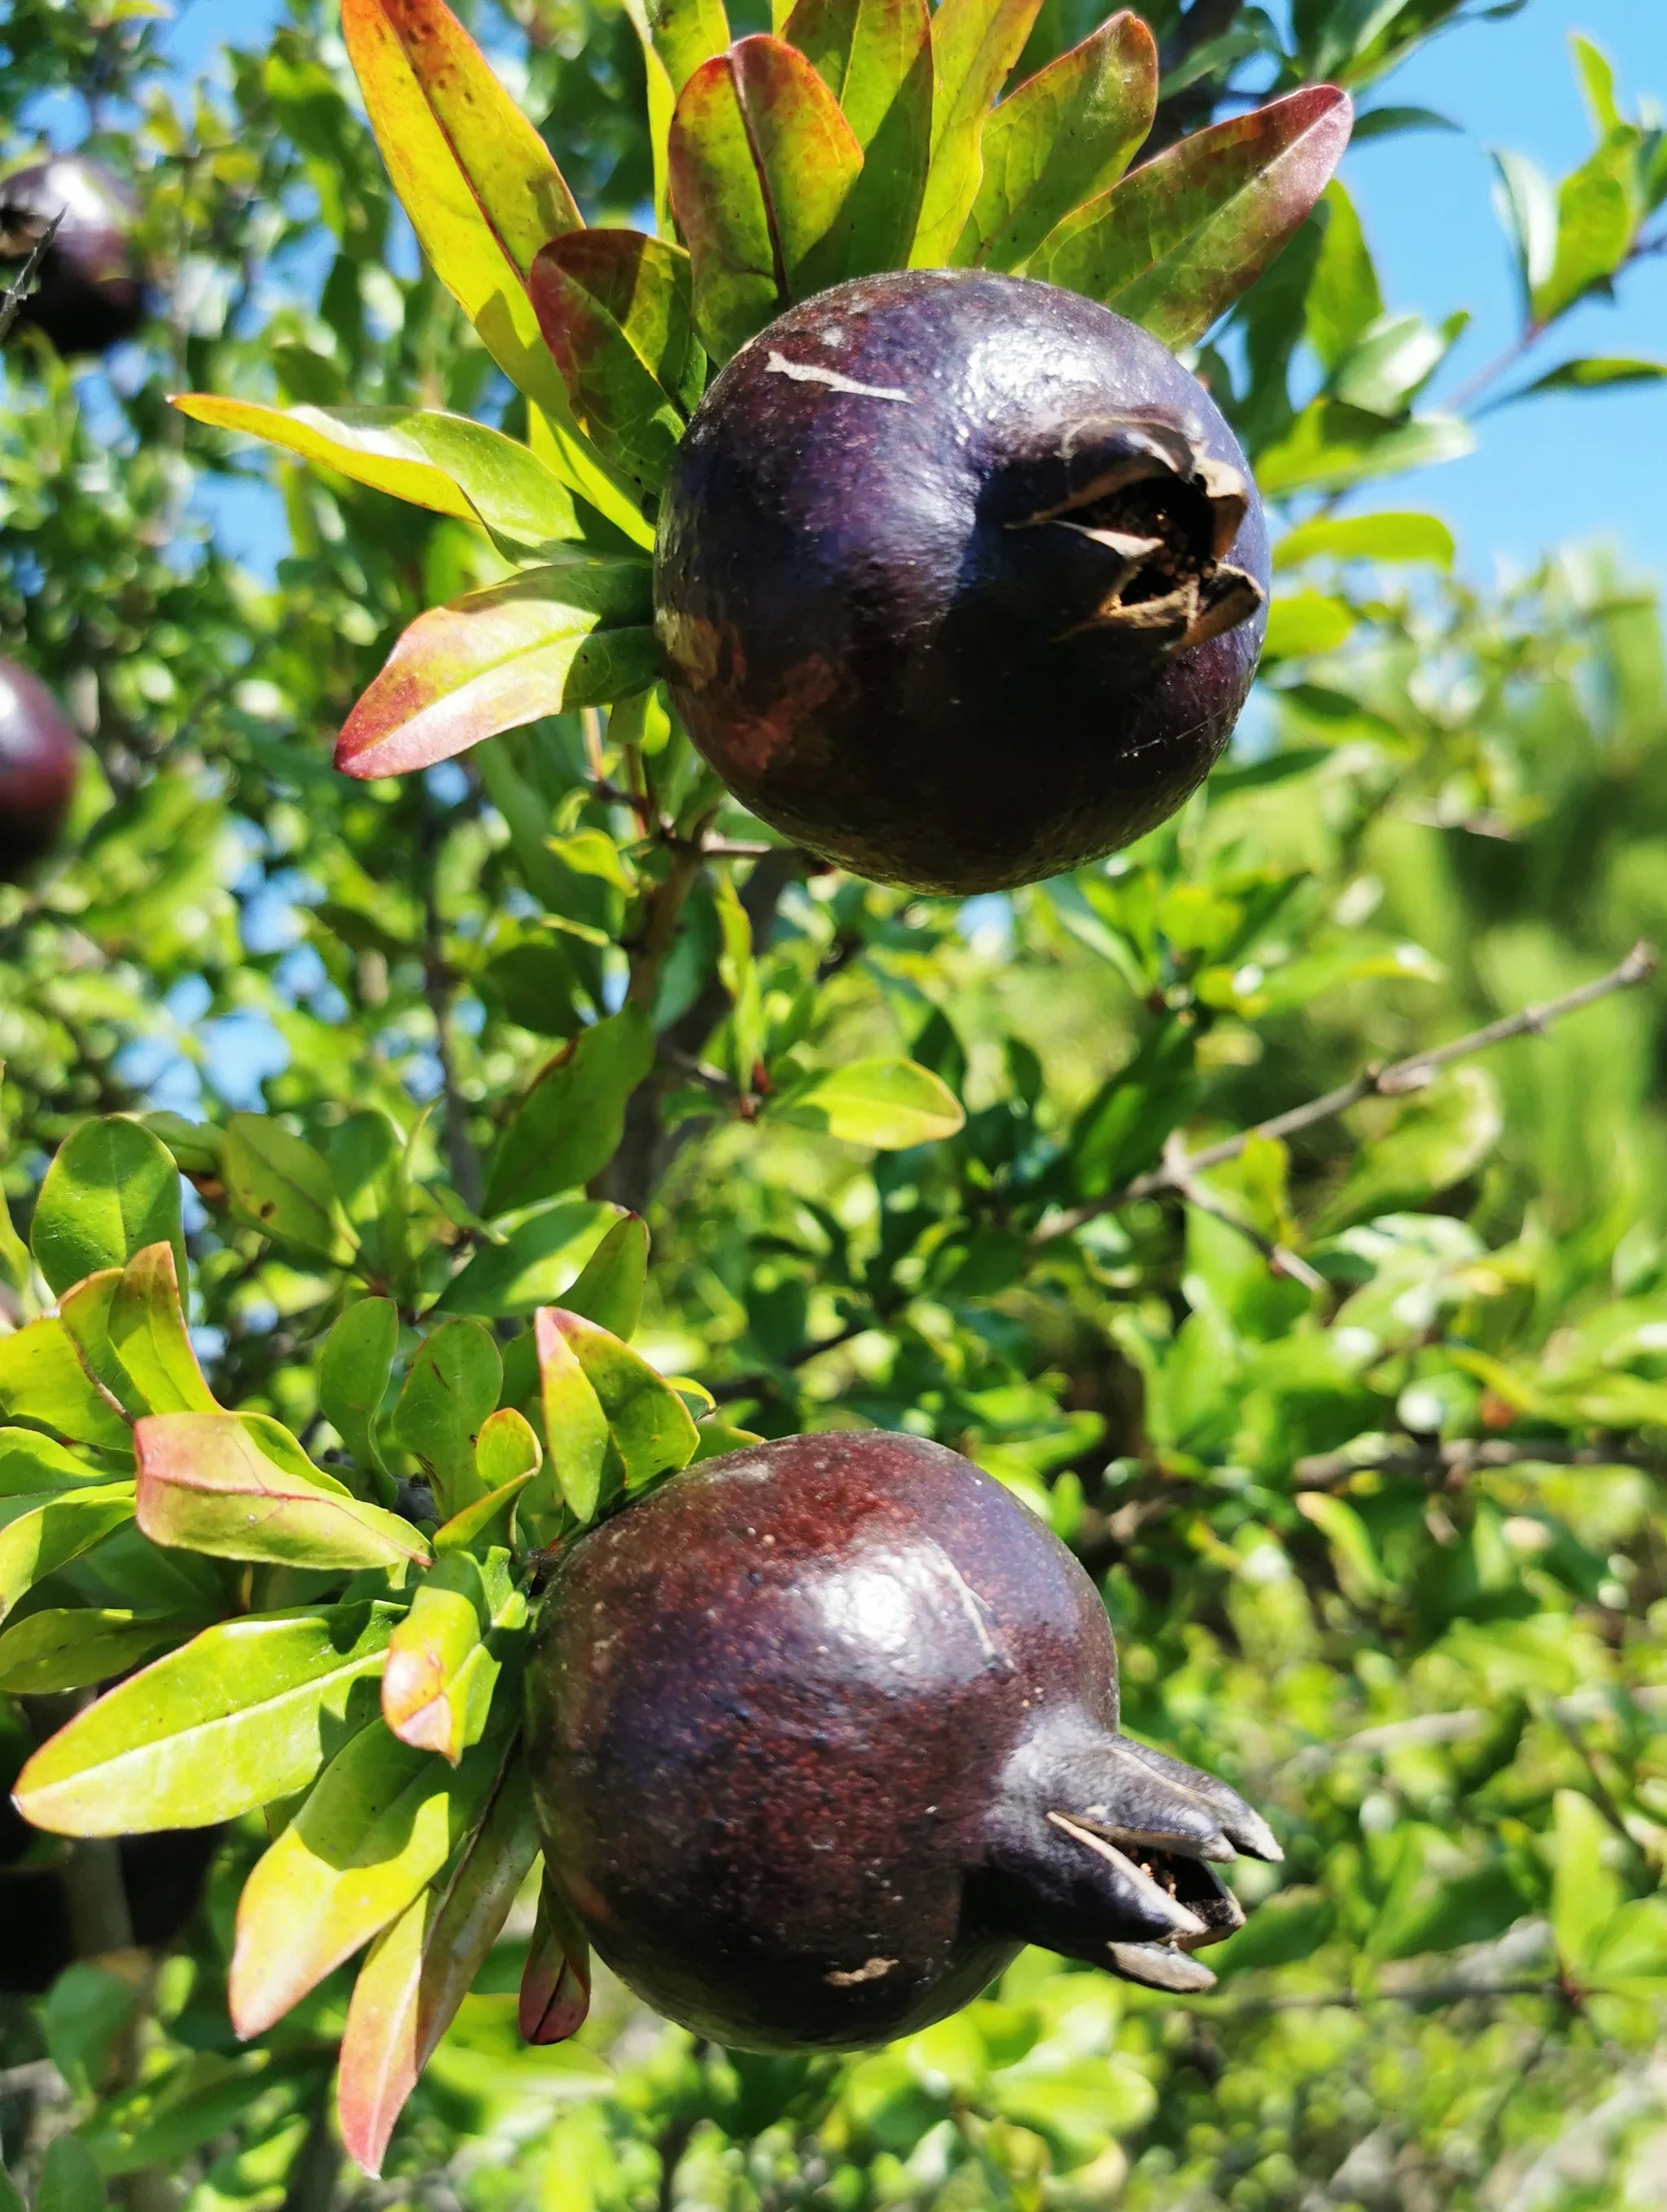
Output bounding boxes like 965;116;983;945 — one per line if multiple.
526;1433;1271;2052
654;269;1269;895
1;158;146;356
0;659;79;881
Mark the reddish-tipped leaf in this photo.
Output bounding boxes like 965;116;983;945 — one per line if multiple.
784;0;934;275
1025;85;1354;348
336;563;656;780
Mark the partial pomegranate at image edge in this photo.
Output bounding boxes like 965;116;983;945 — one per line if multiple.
0;658;79;881
654;268;1270;896
525;1431;1279;2052
1;155;147;357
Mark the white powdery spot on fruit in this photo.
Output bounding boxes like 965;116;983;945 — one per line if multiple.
763;351;912;404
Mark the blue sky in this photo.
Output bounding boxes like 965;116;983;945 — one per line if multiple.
152;0;1667;582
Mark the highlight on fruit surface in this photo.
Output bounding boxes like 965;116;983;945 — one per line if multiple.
656;269;1270;893
0;657;79;882
524;1431;1279;2051
168;0;1354;887
0;156;146;356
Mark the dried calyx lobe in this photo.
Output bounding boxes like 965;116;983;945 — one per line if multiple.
525;1433;1279;2052
654;269;1269;896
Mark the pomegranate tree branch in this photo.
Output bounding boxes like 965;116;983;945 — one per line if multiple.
1036;940;1657;1246
1293;1435;1667;1491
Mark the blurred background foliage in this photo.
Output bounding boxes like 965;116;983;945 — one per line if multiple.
5;0;1667;2207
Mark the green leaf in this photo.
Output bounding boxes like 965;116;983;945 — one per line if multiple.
12;1601;403;1835
433;1199;625;1318
0;1485;135;1623
639;0;732;99
1332;309;1465;417
381;1547;523;1762
1254;400;1473;497
0;1428;122;1503
135;1411;430;1571
1317;1065;1503;1234
330;1110;410;1291
785;0;934;276
339;0;649;546
473;1407;543;1494
530;231;703;500
105;1242;217;1415
59;1272;148;1419
0;1321;132;1452
31;1116;185;1299
1534;127;1643;326
169;399;593;551
392;1320;503;1518
484;1006;655;1216
540;1307;701;1521
532;1305;611;1526
43;1962;143;2101
1304;180;1382;375
336;560;657;780
37;2137;105;2212
953;12;1156;274
1274;510;1455;568
780;1056;966;1147
1551;1788;1625;1975
338;1748;540;2176
320;1299;400;1484
0;1606;194;1696
228;1693;515;2036
669;34;864;363
223;1114;350;1264
1025;85;1354;348
1486;356;1667;408
559;1212;650;1338
1262;591;1356;662
910;0;1043;266
1295;1490;1384;1599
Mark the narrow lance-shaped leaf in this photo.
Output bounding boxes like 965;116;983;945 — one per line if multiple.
30;1115;186;1299
547;1307;701;1505
169;399;594;552
337;560;657;781
340;0;649;545
13;1601;403;1835
391;1319;502;1518
952;11;1157;273
229;1684;519;2037
223;1114;351;1264
669;36;864;364
136;1411;431;1572
320;1299;400;1491
106;1242;217;1416
338;1745;541;2175
0;1321;132;1453
533;1306;610;1528
0;1485;135;1623
0;1607;197;1697
381;1548;524;1763
484;1005;654;1216
431;1198;626;1319
910;0;1044;267
559;1213;650;1339
529;234;695;500
1025;85;1355;350
785;0;934;277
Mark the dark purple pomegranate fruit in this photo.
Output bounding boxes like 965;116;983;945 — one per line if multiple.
0;157;146;357
653;269;1268;896
524;1432;1278;2051
0;659;78;881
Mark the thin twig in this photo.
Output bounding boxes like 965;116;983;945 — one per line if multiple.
1035;942;1656;1246
0;208;63;345
1156;1132;1327;1294
1207;1977;1564;2018
1293;1435;1667;1490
